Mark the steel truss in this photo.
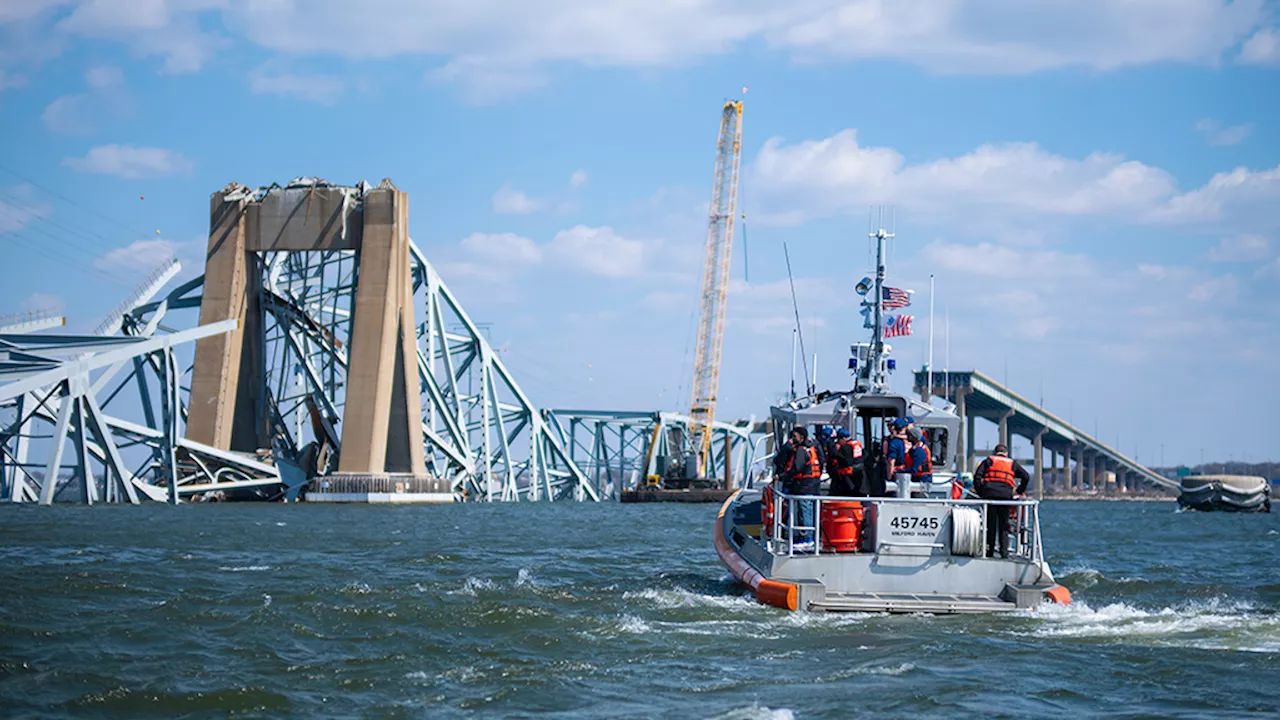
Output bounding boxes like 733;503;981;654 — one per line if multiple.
126;237;594;503
0;318;286;504
542;409;759;499
4;186;599;504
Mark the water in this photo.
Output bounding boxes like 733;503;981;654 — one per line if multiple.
0;500;1276;718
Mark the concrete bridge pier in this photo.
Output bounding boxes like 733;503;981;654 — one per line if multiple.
187;180;440;500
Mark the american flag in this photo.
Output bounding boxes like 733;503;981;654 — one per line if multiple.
882;286;912;309
884;314;913;338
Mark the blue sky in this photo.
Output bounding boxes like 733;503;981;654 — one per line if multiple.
1;0;1278;466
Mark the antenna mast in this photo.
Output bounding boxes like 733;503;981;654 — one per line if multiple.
862;209;894;392
688;97;744;475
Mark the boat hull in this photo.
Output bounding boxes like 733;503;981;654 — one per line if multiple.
714;489;1071;613
1178;475;1271;513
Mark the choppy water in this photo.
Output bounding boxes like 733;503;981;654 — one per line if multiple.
0;500;1276;718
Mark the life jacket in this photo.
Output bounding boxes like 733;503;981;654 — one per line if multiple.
984;455;1016;487
761;483;775;536
833;438;863;475
787;444;821;480
951;480;963;499
910;443;932;477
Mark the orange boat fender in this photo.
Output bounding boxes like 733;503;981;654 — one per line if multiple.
756;579;799;611
1045;584;1072;605
714;490;800;612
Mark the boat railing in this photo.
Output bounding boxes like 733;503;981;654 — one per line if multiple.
764;489;1043;564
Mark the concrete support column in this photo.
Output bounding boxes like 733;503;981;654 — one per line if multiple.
1074;445;1084;490
998;410;1014;448
187;188;265;452
337;185;427;475
1033;430;1045;500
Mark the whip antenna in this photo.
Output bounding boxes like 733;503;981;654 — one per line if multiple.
783;241;812;397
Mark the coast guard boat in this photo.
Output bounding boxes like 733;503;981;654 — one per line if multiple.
714;225;1071;613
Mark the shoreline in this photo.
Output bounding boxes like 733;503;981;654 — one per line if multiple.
1042;494;1175;502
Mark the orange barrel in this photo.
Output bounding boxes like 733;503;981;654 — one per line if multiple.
822;500;864;552
760;484;775;538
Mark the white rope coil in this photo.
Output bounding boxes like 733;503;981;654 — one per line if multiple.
951;506;983;557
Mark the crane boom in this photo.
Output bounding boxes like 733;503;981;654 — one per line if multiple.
688;99;743;477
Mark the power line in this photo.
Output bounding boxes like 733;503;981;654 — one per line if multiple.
0;161;156;240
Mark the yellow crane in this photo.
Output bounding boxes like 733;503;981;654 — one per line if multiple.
688;99;744;480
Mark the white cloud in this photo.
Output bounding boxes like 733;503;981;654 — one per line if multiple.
5;1;1273;96
20;291;64;313
752;130;1178;224
57;0;225;73
1155;165;1280;227
725;275;842;335
41;65;126;134
1207;235;1270;262
249;67;344;104
461;231;542;266
1239;27;1280;65
547;225;646;278
492;184;545;215
93;237;198;273
771;0;1264;73
1193;118;1253;147
63;144;194;178
750;128;1280;234
569;170;589;189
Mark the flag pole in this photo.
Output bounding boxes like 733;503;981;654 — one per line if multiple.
927;274;935;401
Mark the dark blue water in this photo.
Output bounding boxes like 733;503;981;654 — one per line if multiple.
1;500;1276;718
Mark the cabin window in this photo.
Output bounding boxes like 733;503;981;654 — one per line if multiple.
925;428;949;467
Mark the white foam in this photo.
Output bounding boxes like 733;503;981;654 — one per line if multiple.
709;703;796;720
515;568;536;586
1025;598;1280;653
218;565;271;572
617;614;652;634
622;587;757;611
454;577;497;597
404;671;428;680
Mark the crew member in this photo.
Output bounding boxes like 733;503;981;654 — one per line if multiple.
904;428;932;497
827;427;864;496
882;418;909;497
973;443;1031;559
778;426;822;548
772;433;794;480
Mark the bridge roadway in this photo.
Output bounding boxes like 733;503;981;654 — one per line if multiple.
914;369;1176;495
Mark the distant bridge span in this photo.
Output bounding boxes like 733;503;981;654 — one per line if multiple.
915;370;1176;495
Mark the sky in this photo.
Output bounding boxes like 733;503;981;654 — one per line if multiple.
0;0;1277;467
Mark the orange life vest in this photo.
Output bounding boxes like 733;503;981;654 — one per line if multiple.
910;443;932;477
833;438;863;475
984;455;1016;487
761;483;775;534
787;444;821;480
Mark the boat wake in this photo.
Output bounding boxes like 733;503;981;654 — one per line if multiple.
1024;597;1280;653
